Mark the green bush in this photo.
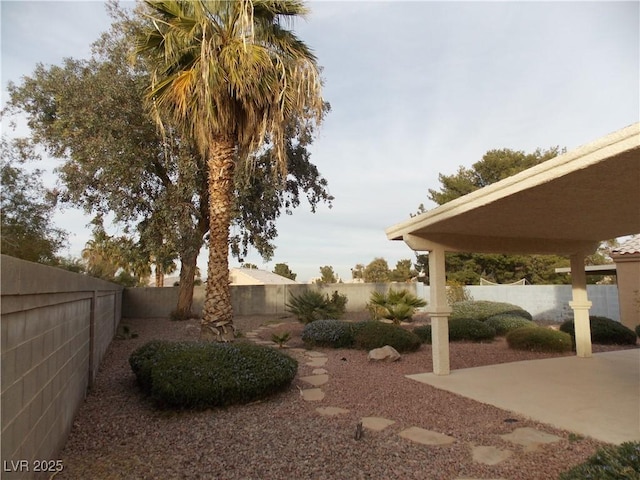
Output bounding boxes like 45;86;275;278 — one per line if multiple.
448;318;496;342
636;324;640;337
486;314;537;336
559;316;637;345
368;289;427;323
301;320;355;348
450;300;532;322
129;340;173;393
353;321;422;353
413;325;432;344
285;290;347;324
559;441;640;480
506;326;572;353
129;341;298;408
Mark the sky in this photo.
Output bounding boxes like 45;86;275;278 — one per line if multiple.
2;1;639;283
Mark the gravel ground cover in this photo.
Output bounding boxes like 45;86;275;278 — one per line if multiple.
57;315;636;480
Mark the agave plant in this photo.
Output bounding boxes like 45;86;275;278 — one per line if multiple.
368;289;427;324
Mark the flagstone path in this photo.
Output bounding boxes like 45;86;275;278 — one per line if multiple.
245;322;562;479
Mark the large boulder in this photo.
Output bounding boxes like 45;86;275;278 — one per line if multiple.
368;345;401;362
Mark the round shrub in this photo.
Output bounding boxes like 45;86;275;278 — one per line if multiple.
129;341;298;408
450;300;532;322
129;340;173;393
353;321;422;353
560;316;637;345
559;441;640;480
486;314;537;336
413;325;432;344
448;318;496;342
636;324;640;338
506;326;572;353
301;319;354;348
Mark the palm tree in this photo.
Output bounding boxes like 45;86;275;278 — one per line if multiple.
136;0;323;340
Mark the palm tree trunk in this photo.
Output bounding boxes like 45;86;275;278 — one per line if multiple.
201;138;236;341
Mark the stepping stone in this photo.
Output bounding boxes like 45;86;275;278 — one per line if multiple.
300;374;329;386
253;340;277;346
361;417;395;431
471;446;513;465
305;351;327;358
300;388;325;402
306;358;328;367
316;406;350;417
290;348;307;353
312;368;328;375
398;427;455;446
245;332;259;337
500;427;561;452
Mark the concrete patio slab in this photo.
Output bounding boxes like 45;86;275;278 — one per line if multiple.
407;349;640;444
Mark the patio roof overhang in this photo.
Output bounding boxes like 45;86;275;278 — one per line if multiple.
385;123;640;375
386;123;640;256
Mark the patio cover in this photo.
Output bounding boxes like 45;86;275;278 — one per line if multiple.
386;123;640;375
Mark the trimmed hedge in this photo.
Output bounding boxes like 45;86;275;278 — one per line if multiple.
129;341;298;408
486;314;537;336
301;319;355;348
559;441;640;479
450;300;532;322
560;316;637;345
413;325;432;344
506;326;572;353
353;321;422;353
448;318;496;342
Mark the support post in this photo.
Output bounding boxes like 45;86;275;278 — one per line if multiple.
428;246;452;375
569;253;592;358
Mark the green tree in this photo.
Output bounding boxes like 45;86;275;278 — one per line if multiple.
136;0;324;339
424;147;576;285
363;258;390;283
4;2;331;318
317;265;337;284
390;259;417;282
351;263;365;281
0;138;67;263
428;147;562;205
273;263;297;281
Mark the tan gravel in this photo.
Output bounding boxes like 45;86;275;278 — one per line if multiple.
57;315;632;480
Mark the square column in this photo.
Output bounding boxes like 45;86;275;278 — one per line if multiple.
570;253;592;358
428;246;452;375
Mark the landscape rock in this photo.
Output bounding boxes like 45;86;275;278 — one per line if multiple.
368;345;401;362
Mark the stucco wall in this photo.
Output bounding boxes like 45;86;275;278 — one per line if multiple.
1;255;122;479
462;285;620;322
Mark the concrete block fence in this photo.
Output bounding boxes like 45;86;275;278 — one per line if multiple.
1;255;122;479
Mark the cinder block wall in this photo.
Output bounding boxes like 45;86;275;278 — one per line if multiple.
1;255;122;479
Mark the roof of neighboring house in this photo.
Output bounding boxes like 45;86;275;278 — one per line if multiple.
229;268;299;285
612;235;640;255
